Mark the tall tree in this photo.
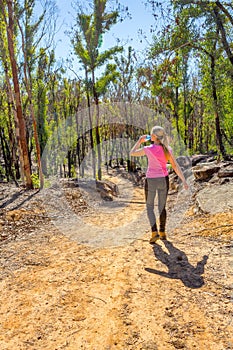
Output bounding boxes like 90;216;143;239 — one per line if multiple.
0;0;33;188
71;0;123;180
17;10;44;188
172;0;229;156
148;0;231;156
173;0;233;74
0;12;23;181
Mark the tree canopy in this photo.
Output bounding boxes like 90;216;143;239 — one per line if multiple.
0;0;232;187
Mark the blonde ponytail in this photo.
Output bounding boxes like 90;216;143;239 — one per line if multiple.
151;126;170;159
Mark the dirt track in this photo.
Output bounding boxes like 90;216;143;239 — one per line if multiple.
0;178;232;350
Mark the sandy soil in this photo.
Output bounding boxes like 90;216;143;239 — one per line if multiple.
0;175;232;350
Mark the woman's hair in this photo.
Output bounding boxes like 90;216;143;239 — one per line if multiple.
151;126;170;158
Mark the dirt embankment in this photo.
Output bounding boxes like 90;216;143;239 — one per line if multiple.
0;174;232;350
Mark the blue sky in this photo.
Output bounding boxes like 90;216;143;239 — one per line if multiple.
53;0;156;75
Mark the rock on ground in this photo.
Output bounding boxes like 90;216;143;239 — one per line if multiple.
196;183;233;214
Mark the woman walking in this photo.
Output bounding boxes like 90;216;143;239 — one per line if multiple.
130;126;188;243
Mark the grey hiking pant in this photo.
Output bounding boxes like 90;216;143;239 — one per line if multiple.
145;176;169;233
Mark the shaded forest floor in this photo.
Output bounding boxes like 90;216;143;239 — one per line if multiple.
0;171;232;350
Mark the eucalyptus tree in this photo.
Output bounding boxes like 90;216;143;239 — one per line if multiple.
110;46;143;170
173;0;233;72
171;0;232;156
147;9;195;152
147;0;232;157
0;10;22;182
17;3;44;188
0;0;59;187
17;0;58;187
71;0;123;180
0;0;33;188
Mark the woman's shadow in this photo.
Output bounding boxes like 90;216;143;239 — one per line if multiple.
145;240;208;288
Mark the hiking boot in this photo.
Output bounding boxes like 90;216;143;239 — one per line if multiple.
159;231;167;240
149;231;160;244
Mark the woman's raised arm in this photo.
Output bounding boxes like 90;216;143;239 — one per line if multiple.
129;136;147;157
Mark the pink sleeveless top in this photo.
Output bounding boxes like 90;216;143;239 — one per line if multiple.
144;144;170;178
